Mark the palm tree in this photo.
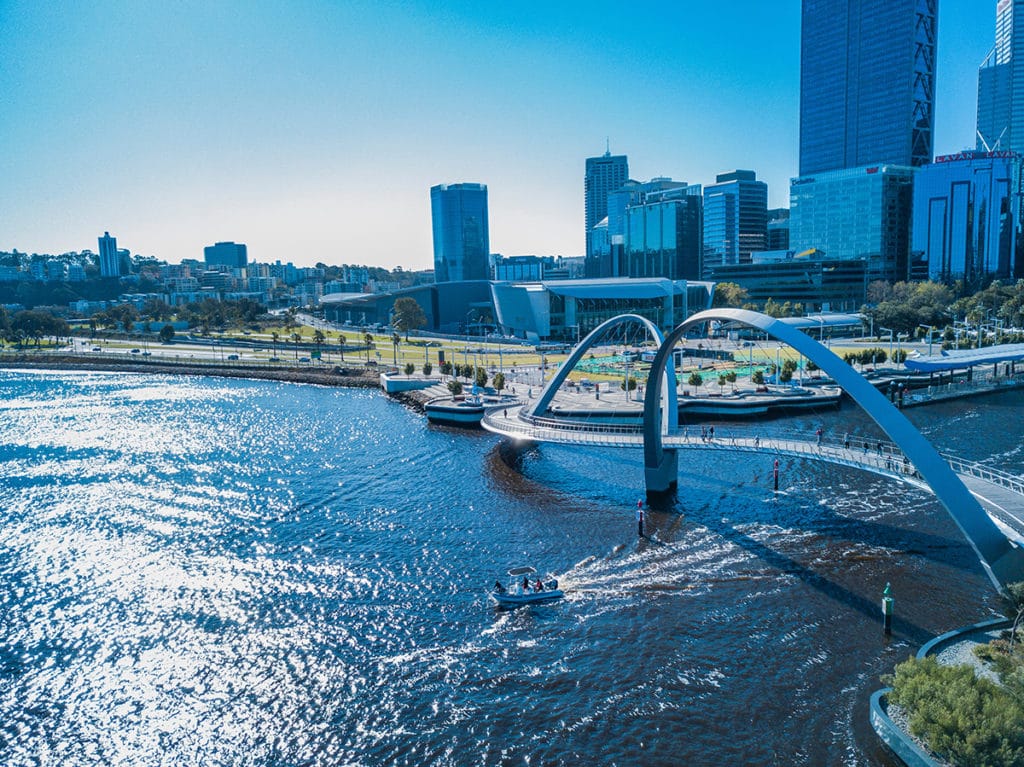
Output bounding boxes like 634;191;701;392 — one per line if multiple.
364;332;374;361
271;331;280;359
291;332;301;359
391;332;401;365
337;332;346;361
312;329;326;360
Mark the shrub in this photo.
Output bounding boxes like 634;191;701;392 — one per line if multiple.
886;655;1024;766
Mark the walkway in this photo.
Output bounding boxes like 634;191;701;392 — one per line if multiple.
482;405;1024;546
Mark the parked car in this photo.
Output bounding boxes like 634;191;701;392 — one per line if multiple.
227;354;239;360
130;348;141;354
91;347;102;352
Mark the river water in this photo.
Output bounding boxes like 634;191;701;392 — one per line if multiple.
0;369;1019;766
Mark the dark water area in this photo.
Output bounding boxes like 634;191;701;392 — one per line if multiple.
0;369;1019;766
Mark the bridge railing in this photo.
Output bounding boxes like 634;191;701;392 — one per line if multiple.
940;454;1024;496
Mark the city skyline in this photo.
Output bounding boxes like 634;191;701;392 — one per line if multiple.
0;1;995;269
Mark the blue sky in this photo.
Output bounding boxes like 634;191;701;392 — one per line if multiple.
0;1;996;269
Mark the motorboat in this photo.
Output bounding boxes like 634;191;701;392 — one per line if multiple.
490;566;563;609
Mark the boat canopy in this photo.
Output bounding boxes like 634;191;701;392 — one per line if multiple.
507;566;537;576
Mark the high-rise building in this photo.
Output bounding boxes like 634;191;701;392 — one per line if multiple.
701;170;768;275
799;0;936;175
623;185;702;281
98;231;121;277
204;241;248;269
584;150;629;264
913;150;1023;284
430;183;490;283
977;0;1024;152
790;164;915;283
767;208;791;251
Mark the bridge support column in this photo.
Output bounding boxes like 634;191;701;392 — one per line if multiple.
645;448;678;496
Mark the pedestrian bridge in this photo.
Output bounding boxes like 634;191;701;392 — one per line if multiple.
482;308;1024;590
482;407;1024;549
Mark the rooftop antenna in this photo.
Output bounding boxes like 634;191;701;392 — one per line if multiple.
605;137;611;157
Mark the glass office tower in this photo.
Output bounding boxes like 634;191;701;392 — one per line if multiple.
623;186;703;280
701;170;768;274
799;0;936;175
790;165;915;283
430;183;490;283
584;151;629;265
913;150;1022;284
978;0;1024;152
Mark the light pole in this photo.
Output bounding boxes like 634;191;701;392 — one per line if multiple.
896;333;909;368
878;326;894;362
918;324;935;356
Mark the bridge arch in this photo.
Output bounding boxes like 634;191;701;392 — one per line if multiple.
529;313;676;431
641;307;1024;589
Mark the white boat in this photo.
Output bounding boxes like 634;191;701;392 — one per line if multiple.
490;566;563;608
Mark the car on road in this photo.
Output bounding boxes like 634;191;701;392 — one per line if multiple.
269;357;281;362
130;348;141;354
227;354;239;360
91;347;102;352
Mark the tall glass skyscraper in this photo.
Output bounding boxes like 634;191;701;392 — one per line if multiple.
584;150;628;264
701;170;768;275
799;0;937;175
98;231;120;278
977;0;1024;152
430;183;490;283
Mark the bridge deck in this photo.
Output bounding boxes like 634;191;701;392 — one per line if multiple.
482;406;1024;546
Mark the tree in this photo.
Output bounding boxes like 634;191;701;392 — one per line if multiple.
712;282;750;308
392;297;427;341
725;370;737;392
475;366;488;389
688;371;704;391
363;332;374;361
271;331;280;358
439;360;453;376
404;362;415;376
622;375;638;391
291;332;302;359
718;375;727;394
337;332;346;361
422;362;433;376
751;370;765;385
312;329;326;358
392;332;401;365
159;324;175;343
447;379;463;396
493;371;505;393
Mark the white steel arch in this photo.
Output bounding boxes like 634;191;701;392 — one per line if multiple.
641;308;1024;590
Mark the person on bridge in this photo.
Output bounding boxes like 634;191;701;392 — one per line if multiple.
815;427;822;446
636;500;645;537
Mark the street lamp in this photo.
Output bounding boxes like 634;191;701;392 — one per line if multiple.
918;324;935;356
896;333;909;368
878;326;894;362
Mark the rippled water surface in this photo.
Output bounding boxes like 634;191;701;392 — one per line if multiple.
0;370;1019;765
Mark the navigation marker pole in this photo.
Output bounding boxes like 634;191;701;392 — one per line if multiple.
773;458;779;493
882;583;894;636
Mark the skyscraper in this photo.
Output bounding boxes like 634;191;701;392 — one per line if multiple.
799;0;936;175
584;150;628;264
98;231;120;278
701;170;768;274
204;241;248;269
977;0;1024;152
430;183;490;283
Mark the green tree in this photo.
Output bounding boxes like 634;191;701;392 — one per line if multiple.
271;331;280;358
439;360;453;376
422;361;433;376
725;370;737;391
363;332;374;361
475;366;488;389
493;371;505;393
404;362;415;376
392;297;427;341
392;332;401;365
688;371;703;390
337;332;346;361
291;332;302;359
622;375;638;391
312;329;326;358
159;324;176;343
717;374;727;394
712;282;749;308
751;370;765;385
447;379;463;396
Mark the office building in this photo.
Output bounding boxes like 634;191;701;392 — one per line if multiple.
431;183;490;283
702;171;768;274
584;150;629;266
913;150;1023;284
204;241;248;269
708;253;868;312
623;185;703;280
98;231;121;278
799;0;936;175
790;164;915;283
767;208;791;251
978;0;1024;152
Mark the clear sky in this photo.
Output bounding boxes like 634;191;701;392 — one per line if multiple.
0;1;997;270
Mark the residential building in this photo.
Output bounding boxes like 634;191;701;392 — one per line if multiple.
799;0;936;175
789;164;915;283
913;150;1023;284
431;183;490;282
99;231;121;277
702;171;768;274
978;0;1024;152
204;241;248;270
584;150;629;268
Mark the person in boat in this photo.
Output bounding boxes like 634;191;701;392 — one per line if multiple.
535;579;543;592
494;580;506;594
522;575;531;592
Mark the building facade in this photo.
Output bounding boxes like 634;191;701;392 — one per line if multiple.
978;0;1024;152
913;150;1023;284
790;164;915;283
98;231;120;278
701;170;768;274
204;241;248;270
431;183;490;283
799;0;936;175
623;186;702;280
708;253;868;312
767;208;791;251
584;151;629;266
